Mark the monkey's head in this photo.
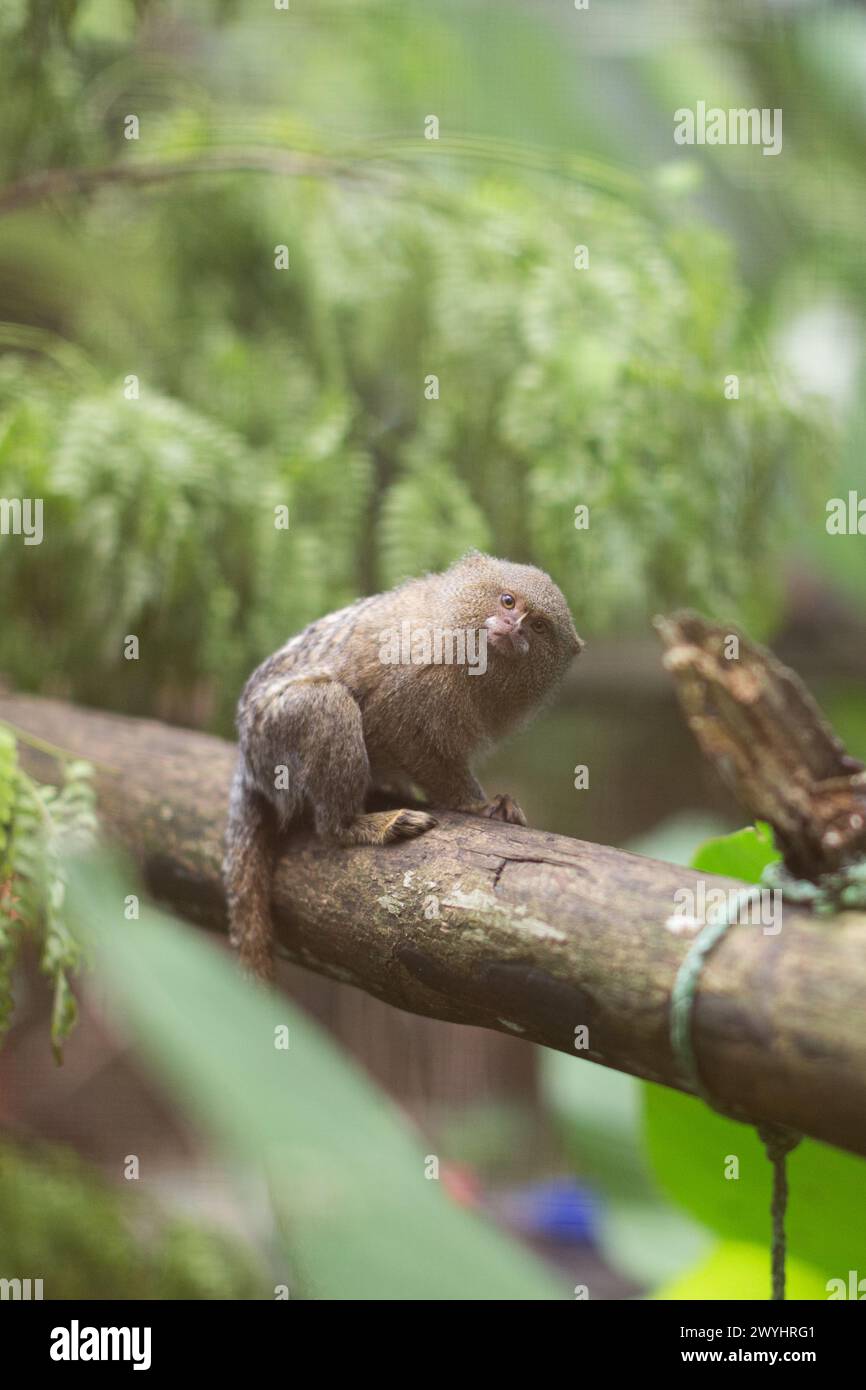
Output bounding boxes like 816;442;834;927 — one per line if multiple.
443;552;583;705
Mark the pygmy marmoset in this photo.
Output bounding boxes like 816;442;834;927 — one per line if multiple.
224;551;583;981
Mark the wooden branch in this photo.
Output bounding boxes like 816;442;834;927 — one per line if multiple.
0;152;369;217
2;691;866;1158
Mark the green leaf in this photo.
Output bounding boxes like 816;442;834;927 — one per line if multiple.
49;970;78;1065
690;822;780;884
643;1084;866;1288
68;855;565;1301
653;1239;829;1301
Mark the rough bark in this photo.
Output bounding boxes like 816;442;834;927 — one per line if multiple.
657;612;866;879
2;691;866;1158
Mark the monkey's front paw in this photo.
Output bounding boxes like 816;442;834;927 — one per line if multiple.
481;794;527;826
386;808;438;841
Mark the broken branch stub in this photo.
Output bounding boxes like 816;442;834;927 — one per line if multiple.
655;611;866;879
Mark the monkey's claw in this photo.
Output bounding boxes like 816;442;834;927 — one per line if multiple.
483;794;527;826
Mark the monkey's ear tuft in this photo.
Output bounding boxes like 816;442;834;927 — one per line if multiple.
456;548;489;567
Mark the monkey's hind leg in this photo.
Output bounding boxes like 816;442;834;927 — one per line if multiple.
224;768;279;983
228;679;437;984
283;681;437;845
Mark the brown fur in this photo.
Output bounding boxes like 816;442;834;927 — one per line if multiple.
224;552;583;981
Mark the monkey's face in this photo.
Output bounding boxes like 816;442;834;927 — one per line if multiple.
482;584;585;670
449;554;584;680
484;591;534;656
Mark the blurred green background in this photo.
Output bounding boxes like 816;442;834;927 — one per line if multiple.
1;0;865;1300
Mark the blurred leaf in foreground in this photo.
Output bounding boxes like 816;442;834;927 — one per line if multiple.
67;854;565;1301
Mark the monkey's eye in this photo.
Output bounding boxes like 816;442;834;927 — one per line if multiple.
530;616;546;633
500;593;516;609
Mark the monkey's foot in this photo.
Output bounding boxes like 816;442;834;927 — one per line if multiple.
460;794;528;826
335;808;438;846
386;808;438;840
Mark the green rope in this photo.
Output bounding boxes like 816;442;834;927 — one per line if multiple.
670;884;763;1114
761;857;866;913
757;1122;801;1301
669;872;807;1301
754;856;866;1298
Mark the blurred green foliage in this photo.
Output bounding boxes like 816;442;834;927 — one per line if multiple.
0;1140;265;1299
0;723;96;1058
0;0;831;732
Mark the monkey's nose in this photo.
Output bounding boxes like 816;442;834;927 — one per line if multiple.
485;613;529;655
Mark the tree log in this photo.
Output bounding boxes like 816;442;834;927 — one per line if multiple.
2;691;866;1158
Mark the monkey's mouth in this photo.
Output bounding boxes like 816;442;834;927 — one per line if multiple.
484;615;529;657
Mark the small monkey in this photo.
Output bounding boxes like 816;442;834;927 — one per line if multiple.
224;552;583;980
